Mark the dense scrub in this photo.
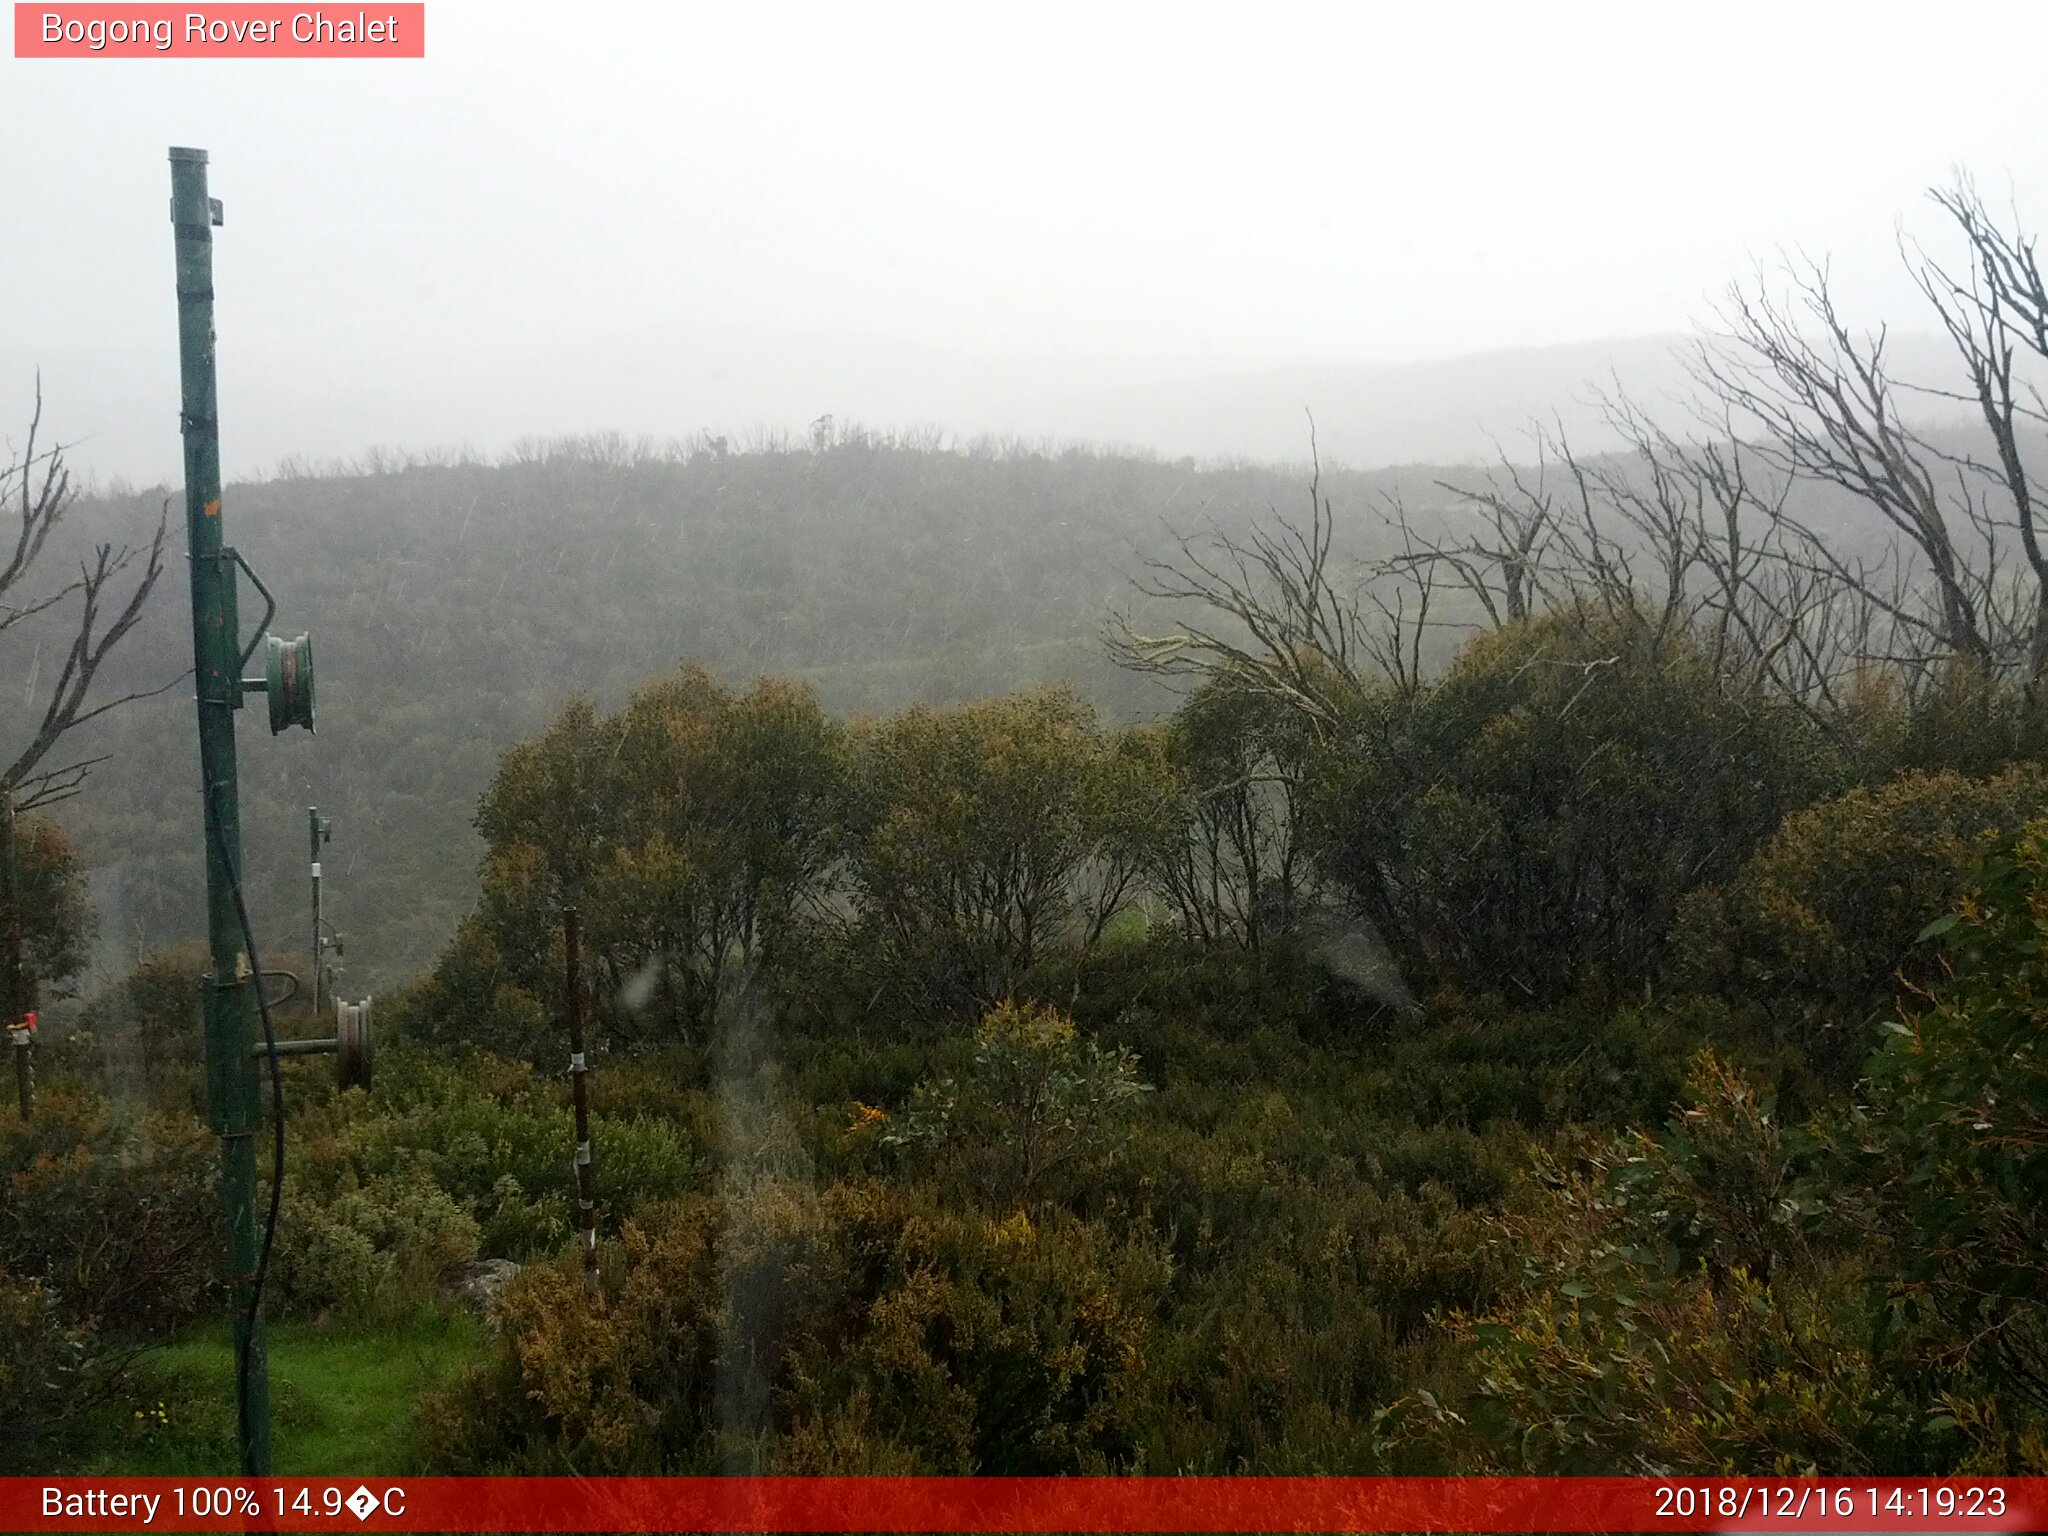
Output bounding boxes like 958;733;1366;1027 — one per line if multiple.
9;594;2047;1474
5;441;1459;989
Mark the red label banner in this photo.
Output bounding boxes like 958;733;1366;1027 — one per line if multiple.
2;1477;2044;1533
13;4;424;57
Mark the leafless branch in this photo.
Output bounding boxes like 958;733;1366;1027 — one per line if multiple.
1107;420;1366;735
1;396;175;798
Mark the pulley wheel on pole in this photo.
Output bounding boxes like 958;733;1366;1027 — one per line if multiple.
335;997;373;1091
265;632;316;734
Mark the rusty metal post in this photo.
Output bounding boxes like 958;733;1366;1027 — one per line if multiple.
10;1033;28;1122
564;907;599;1296
2;795;31;1121
309;807;329;1018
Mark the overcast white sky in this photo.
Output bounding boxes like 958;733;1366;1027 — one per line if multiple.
7;1;2048;478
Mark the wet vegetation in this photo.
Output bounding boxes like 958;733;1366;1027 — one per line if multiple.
9;594;2048;1474
6;177;2048;1476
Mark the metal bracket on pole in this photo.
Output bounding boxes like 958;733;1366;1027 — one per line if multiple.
227;547;277;679
252;996;373;1091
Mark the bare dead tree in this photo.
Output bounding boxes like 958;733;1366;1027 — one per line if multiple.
1115;174;2048;769
1352;508;1444;700
2;381;175;813
1106;427;1367;738
1905;175;2048;688
1396;442;1561;629
0;383;172;1043
1688;253;2028;696
1585;390;1907;721
1429;423;1652;637
1423;413;1756;667
1369;380;1944;746
1115;402;1837;736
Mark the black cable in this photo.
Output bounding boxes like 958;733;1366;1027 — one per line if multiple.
206;787;286;1462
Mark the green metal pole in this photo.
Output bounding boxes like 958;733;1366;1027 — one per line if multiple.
170;145;271;1476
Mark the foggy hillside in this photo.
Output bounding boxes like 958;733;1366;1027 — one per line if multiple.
3;437;1448;990
3;408;1972;997
2;329;1987;491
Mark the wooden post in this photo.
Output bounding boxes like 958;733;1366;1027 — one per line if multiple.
10;1030;28;1122
564;907;599;1297
1;795;30;1120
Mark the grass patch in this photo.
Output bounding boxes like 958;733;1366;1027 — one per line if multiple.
89;1307;487;1476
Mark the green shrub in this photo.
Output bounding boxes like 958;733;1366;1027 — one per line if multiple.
1312;609;1840;1002
884;1001;1150;1207
841;688;1170;1008
422;1178;1168;1474
1838;662;2048;782
0;1088;221;1335
1148;677;1313;950
60;943;212;1104
1672;764;2048;1081
393;921;556;1062
0;1269;109;1472
3;811;95;999
273;1159;480;1320
285;1044;693;1271
1404;1256;1942;1474
1393;1055;1948;1475
1861;818;2048;1438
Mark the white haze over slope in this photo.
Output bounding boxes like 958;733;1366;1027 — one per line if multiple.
7;1;2047;482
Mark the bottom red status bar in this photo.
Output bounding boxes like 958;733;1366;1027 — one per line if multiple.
6;1476;2044;1533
